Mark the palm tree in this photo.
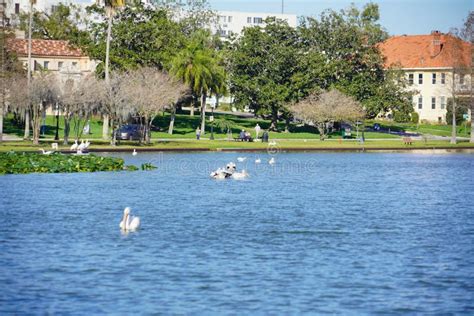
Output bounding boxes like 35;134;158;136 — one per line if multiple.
99;0;125;140
170;32;226;135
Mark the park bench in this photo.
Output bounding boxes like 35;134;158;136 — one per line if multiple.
234;137;253;142
403;137;413;145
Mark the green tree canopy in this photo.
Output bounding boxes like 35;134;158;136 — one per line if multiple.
228;18;303;130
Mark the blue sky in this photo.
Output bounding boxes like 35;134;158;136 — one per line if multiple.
208;0;473;35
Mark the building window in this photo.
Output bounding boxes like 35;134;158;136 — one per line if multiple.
58;61;63;70
440;96;446;109
72;62;78;70
219;16;226;23
219;30;227;37
432;73;436;84
418;96;423;109
253;17;263;24
441;73;446;84
408;73;414;85
44;61;49;70
15;3;20;14
228;16;232;23
459;74;465;85
247;17;252;23
431;97;436;109
418;73;423;84
34;60;39;71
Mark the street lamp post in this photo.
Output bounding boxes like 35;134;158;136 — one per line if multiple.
210;104;215;140
54;103;59;141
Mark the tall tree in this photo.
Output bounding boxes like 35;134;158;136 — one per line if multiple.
298;3;412;120
170;30;226;134
229;18;302;130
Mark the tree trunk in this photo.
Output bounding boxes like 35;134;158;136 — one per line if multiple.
168;103;176;134
317;123;326;141
24;109;30;139
32;106;42;145
451;73;457;144
190;96;195;116
102;10;113;141
269;105;278;131
63;116;70;145
110;118;116;146
200;93;207;135
284;116;290;133
0;105;3;143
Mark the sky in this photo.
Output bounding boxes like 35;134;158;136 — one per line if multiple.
208;0;473;35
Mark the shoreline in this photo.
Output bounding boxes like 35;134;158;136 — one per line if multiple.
2;146;474;153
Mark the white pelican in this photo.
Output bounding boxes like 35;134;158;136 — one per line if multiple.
120;207;141;231
237;157;247;162
132;149;138;156
269;157;276;165
255;158;261;164
77;140;86;151
70;140;78;151
84;139;91;149
231;170;249;179
39;148;54;155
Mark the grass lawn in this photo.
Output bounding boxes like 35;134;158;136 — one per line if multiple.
1;138;474;153
368;120;472;138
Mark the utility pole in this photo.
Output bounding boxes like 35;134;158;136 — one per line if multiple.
281;0;284;14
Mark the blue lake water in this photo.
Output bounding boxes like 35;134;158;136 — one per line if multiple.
1;151;474;314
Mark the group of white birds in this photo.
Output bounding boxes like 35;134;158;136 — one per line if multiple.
237;156;275;165
70;139;91;153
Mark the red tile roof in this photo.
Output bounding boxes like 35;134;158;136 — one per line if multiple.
6;38;85;57
378;32;471;69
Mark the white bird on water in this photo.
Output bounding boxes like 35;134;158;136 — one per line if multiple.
120;207;141;231
269;157;276;165
77;140;86;152
132;149;138;156
231;169;249;179
255;158;261;164
237;157;247;162
39;148;54;155
70;140;78;151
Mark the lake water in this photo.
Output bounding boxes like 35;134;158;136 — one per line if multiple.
1;151;474;314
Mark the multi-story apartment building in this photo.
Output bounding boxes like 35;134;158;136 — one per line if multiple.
212;10;297;39
379;31;471;123
1;0;74;27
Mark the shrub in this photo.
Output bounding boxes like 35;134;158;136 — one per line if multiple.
410;112;419;124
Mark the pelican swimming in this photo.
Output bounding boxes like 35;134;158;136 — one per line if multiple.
39;148;54;155
70;140;78;151
237;157;247;162
132;149;138;156
255;158;261;164
269;157;276;165
77;140;86;151
231;169;249;179
120;207;141;231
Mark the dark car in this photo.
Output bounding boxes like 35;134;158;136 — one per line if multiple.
114;124;142;141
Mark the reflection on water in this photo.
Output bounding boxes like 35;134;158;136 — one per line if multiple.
1;152;473;314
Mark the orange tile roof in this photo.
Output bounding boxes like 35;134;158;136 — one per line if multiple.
6;38;85;58
378;32;471;69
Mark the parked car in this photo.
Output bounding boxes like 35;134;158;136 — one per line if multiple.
114;124;142;141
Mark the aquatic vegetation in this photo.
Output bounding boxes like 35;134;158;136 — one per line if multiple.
141;162;157;171
0;152;138;174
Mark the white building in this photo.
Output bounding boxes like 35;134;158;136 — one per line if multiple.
212;10;297;39
1;0;76;27
379;31;471;123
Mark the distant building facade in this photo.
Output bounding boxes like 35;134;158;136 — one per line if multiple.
379;31;472;123
212;10;297;39
6;38;96;81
